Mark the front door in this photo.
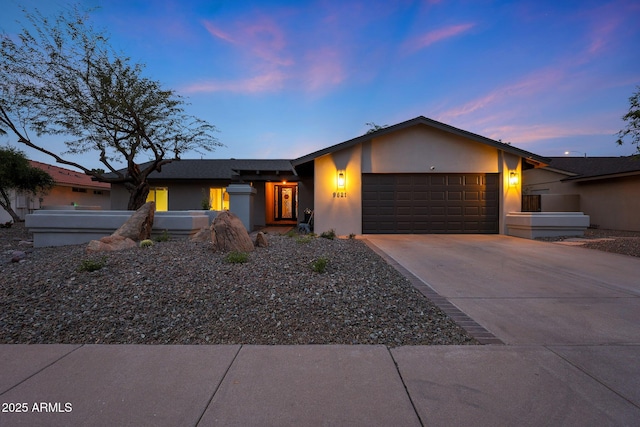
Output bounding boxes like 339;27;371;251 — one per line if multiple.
274;185;297;221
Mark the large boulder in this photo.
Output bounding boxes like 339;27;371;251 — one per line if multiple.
87;235;137;253
211;211;254;252
113;201;155;241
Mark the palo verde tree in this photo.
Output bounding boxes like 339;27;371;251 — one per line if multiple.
0;6;221;209
617;86;640;155
0;146;54;223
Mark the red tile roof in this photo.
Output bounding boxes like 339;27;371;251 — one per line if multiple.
29;161;111;190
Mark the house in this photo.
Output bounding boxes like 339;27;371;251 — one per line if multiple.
523;156;640;231
0;161;111;223
109;159;304;229
110;116;550;235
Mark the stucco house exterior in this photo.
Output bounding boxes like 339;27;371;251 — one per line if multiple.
523;156;640;231
0;161;111;223
110;116;549;235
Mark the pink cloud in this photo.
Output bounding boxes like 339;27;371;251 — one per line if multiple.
302;48;346;92
202;21;236;44
404;23;475;53
437;67;565;122
182;70;287;94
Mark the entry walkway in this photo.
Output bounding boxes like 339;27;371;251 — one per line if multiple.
1;235;639;426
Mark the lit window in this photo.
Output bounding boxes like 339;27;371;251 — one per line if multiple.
146;187;168;211
209;188;229;211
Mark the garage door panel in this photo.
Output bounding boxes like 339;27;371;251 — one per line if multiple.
464;191;480;201
362;173;499;234
447;175;464;185
448;191;462;200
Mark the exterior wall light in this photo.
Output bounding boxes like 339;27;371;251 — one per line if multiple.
337;170;346;190
334;169;347;198
509;171;519;187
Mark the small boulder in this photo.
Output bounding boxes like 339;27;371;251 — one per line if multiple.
113;201;155;241
210;211;254;252
254;231;268;248
11;250;26;263
87;235;137;253
190;227;211;243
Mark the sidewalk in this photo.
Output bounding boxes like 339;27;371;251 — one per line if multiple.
1;343;639;426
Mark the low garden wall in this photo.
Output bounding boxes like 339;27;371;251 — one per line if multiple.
506;212;590;239
25;210;216;247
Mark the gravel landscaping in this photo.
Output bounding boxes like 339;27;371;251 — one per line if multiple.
537;228;640;258
1;224;476;346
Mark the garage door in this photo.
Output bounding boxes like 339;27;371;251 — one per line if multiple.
362;173;499;234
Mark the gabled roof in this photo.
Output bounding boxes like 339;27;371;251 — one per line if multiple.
29;161;111;190
138;159;296;180
545;156;640;182
291;116;550;167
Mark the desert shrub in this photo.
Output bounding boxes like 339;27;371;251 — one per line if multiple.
311;257;328;273
155;230;170;242
224;251;249;264
78;257;107;272
320;229;336;240
295;235;313;244
285;229;298;238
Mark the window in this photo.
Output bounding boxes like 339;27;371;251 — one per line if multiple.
72;187;87;193
146;187;168;211
209;188;229;211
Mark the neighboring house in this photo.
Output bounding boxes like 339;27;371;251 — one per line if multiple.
111;116;549;235
0;161;111;223
523;156;640;232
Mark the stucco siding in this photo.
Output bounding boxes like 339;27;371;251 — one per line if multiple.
314;145;362;236
576;176;640;231
362;126;499;174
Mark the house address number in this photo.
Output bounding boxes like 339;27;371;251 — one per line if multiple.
333;192;347;198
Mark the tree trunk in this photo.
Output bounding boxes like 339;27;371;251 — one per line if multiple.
0;188;22;223
127;181;151;210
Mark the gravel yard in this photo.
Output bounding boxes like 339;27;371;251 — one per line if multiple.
3;225;638;347
1;224;475;346
537;228;640;257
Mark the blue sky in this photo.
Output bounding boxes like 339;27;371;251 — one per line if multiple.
2;0;639;170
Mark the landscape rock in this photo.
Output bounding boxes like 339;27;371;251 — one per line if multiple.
210;211;254;252
254;231;268;248
113;201;155;241
87;235;137;253
190;227;211;243
10;251;26;263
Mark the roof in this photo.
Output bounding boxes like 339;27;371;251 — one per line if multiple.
544;156;640;182
139;159;297;181
291;116;550;167
29;161;111;190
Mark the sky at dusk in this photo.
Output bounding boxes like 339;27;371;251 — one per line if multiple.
1;0;639;170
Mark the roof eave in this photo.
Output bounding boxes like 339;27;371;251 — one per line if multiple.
561;170;640;182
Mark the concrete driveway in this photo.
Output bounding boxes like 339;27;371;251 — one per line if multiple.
366;234;640;345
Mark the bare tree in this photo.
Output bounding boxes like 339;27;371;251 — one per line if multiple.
0;6;222;209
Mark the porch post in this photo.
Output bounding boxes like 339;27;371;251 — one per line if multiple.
226;184;257;231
